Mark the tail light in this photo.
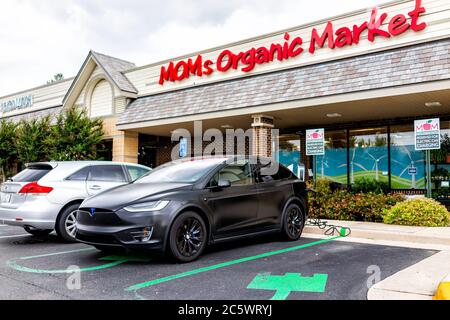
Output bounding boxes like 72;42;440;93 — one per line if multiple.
19;182;53;195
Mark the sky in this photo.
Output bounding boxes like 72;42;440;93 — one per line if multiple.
0;0;387;96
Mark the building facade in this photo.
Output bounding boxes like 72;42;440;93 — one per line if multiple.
1;0;449;198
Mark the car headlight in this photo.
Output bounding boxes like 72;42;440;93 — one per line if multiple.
124;201;170;213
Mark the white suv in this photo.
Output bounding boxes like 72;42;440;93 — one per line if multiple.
0;161;151;242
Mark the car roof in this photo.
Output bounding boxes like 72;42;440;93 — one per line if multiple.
27;161;150;170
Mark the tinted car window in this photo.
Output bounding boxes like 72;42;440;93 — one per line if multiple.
127;166;150;181
279;165;294;179
66;166;90;181
137;159;225;184
12;166;52;182
211;161;253;186
89;165;127;182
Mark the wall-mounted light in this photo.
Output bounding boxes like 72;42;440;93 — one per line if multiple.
425;102;442;107
326;113;342;118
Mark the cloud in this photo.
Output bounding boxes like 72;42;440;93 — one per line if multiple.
0;0;384;96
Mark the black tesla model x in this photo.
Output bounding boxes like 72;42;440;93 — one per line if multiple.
76;156;308;262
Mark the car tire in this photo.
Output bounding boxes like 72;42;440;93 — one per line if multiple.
281;203;305;241
56;203;80;243
168;212;207;263
23;227;52;237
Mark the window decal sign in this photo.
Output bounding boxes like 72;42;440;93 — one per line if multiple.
306;129;325;156
159;0;427;85
415;118;441;151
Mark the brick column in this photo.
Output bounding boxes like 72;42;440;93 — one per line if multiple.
252;115;274;158
113;131;139;164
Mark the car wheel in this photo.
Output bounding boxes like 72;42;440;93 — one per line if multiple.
282;203;305;241
168;212;207;263
23;227;52;237
56;203;80;243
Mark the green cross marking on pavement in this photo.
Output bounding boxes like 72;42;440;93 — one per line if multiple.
247;273;328;300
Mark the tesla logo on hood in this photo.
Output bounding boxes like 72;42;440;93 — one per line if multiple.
89;208;96;217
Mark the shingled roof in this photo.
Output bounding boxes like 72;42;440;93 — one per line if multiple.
117;39;450;127
91;51;137;94
3;106;63;124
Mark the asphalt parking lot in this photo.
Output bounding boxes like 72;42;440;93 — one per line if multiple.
0;224;438;300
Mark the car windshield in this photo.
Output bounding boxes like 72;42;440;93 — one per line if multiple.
135;159;226;184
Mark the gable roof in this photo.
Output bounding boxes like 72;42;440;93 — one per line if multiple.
91;51;137;94
63;51;137;107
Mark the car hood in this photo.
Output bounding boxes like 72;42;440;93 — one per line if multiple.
81;182;193;211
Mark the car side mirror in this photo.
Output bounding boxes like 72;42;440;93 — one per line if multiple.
218;179;231;189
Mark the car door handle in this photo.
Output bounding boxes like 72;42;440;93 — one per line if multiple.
90;185;102;191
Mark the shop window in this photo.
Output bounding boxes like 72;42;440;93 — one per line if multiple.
316;130;348;185
277;134;302;178
390;125;426;190
432;120;450;201
349;127;388;186
96;140;113;161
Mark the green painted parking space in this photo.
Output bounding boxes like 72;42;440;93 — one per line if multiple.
7;248;151;274
0;233;437;300
247;273;328;300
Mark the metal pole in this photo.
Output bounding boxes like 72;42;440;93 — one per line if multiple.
426;150;432;198
314;155;318;189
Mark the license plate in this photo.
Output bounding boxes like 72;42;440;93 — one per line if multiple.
1;193;12;204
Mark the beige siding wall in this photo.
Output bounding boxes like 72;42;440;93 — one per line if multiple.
90;80;113;118
115;97;128;114
0;79;73;119
124;0;450;97
75;66;105;107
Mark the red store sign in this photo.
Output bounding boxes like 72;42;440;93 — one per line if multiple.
159;0;427;85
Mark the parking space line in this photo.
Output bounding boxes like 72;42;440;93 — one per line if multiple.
126;236;341;293
7;248;153;274
0;234;30;239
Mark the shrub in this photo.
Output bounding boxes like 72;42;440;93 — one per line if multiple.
309;178;405;222
383;198;450;227
353;177;389;194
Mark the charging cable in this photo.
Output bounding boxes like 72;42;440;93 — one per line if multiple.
306;189;352;237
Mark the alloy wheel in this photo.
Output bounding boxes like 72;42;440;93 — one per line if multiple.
287;207;303;238
65;211;78;239
176;218;205;258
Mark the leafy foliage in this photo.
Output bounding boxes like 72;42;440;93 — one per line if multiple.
50;107;104;161
309;178;404;223
0;119;18;180
352;177;389;194
16;116;54;164
383;198;450;227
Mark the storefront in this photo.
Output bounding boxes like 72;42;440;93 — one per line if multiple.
0;0;449;201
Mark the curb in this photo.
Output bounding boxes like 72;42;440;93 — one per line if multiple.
304;226;450;246
434;276;450;300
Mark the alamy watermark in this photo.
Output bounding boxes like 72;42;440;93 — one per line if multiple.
367;265;382;289
66;265;82;290
170;121;280;176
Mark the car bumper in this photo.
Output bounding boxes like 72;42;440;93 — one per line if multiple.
75;204;179;252
0;197;61;230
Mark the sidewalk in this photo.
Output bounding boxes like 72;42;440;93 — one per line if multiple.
305;220;450;246
304;220;450;300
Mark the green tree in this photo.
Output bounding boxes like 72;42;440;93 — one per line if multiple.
0;119;18;181
16;116;54;164
47;73;64;84
50;107;104;161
